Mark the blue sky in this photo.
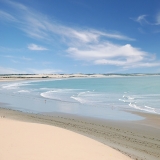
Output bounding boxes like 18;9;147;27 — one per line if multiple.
0;0;160;74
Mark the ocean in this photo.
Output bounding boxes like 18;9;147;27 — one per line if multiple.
0;76;160;121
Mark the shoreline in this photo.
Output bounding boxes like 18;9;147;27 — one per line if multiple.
128;111;160;129
0;78;160;160
1;74;160;82
0;106;160;160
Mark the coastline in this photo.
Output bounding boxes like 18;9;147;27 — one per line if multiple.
128;111;160;129
0;74;108;81
1;73;160;82
0;106;160;160
0;74;126;83
0;77;160;160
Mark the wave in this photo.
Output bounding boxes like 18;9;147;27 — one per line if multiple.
123;95;135;100
129;103;160;114
119;99;126;102
145;106;154;109
2;82;29;90
18;90;30;93
40;89;79;103
40;89;113;108
70;96;87;104
119;93;160;114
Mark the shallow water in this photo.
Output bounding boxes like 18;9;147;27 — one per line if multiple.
0;76;160;120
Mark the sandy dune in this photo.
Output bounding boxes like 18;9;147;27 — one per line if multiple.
0;118;132;160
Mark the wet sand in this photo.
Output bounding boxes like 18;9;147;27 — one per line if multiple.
0;106;160;160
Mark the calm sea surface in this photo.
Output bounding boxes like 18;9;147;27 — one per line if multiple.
0;76;160;121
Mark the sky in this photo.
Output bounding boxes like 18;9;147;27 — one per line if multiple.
0;0;160;74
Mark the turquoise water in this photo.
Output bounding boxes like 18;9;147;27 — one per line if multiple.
0;76;160;120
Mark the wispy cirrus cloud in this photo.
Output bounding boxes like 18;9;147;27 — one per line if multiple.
27;68;62;74
28;44;48;51
0;10;17;22
0;66;62;74
2;54;32;61
21;56;32;61
0;66;26;74
1;0;134;44
132;15;148;25
1;0;159;70
133;13;160;26
155;12;160;25
132;13;160;36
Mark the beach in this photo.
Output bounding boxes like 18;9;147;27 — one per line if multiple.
0;118;132;160
0;107;133;160
1;0;160;158
0;76;160;160
0;73;109;80
0;106;160;160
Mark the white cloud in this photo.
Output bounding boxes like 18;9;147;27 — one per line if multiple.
67;43;160;68
155;12;160;25
133;15;148;25
2;0;134;44
0;10;17;22
22;15;134;43
2;55;32;61
21;56;32;61
0;46;22;53
0;66;26;74
23;14;134;43
0;66;62;74
28;44;48;51
27;68;62;74
1;0;159;71
137;15;147;22
134;13;160;26
3;55;14;58
67;43;146;60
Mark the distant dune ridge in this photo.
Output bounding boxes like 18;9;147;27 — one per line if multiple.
1;73;160;81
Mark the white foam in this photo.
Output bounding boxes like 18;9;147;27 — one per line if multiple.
2;83;20;89
70;96;87;104
71;91;106;105
145;106;155;110
77;91;87;96
122;95;134;100
2;82;30;90
40;89;80;103
127;96;134;100
119;99;126;102
40;89;103;105
129;103;158;114
40;91;57;99
18;90;30;93
40;88;51;90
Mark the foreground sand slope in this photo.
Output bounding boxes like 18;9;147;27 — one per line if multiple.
0;118;132;160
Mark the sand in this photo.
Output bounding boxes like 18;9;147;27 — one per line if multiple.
0;117;133;160
0;76;160;160
0;107;160;160
0;74;108;81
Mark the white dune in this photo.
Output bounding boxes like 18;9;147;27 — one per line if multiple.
0;118;132;160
